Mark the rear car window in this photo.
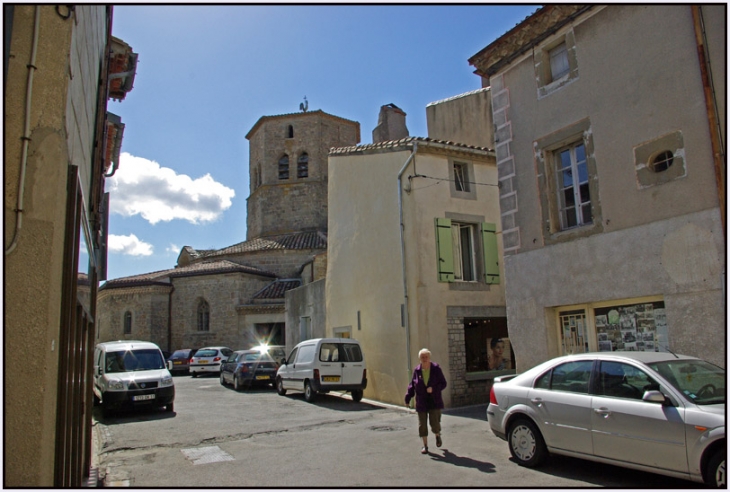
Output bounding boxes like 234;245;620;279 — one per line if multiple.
195;349;218;357
105;349;164;373
172;350;190;358
342;344;363;362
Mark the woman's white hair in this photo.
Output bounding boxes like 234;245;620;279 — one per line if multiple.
418;348;431;358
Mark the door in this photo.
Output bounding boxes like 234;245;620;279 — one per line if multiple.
280;347;298;390
317;342;343;384
590;361;688;472
528;360;594;455
292;343;316;390
340;342;365;386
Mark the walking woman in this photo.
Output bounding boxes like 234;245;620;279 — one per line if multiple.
404;348;447;454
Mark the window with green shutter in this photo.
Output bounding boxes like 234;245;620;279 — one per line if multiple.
435;218;454;282
481;222;500;284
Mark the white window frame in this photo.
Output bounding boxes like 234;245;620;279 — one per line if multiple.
555;142;592;230
549;42;570;81
451;222;477;282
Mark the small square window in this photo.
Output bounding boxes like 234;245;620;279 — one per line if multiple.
454;162;470;192
549;43;570;81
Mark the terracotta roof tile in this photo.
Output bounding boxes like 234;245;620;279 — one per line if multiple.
100;268;175;290
330;136;494;155
252;279;302;301
205;231;327;258
168;260;276;279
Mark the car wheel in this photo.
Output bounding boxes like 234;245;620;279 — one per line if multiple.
351;389;363;402
165;402;174;413
276;377;287;396
234;375;243;391
707;449;726;487
304;380;317;403
191;372;198;378
508;418;547;467
101;402;114;419
93;392;100;406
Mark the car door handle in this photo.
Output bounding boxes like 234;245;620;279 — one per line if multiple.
341;363;344;368
530;398;543;407
594;407;612;417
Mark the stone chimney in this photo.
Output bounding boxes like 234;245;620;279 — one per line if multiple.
372;103;409;143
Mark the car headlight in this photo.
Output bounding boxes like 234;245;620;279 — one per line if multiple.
161;375;173;386
107;379;124;391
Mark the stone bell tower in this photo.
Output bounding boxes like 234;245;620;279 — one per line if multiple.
245;110;360;239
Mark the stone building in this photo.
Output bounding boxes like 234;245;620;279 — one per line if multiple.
4;5;136;486
97;110;360;352
468;4;726;370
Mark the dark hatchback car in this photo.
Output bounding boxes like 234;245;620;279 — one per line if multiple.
167;348;198;375
220;350;278;391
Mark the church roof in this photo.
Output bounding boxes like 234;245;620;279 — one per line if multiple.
100;268;175;290
245;109;360;141
329;136;494;156
204;230;327;258
252;279;302;301
167;259;276;279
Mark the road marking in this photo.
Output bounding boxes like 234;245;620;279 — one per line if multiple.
181;446;235;465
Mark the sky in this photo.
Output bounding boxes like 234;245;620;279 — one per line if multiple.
101;4;539;282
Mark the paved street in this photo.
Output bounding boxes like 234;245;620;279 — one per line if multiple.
93;374;700;488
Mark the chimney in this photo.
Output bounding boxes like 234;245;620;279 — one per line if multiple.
372;103;409;143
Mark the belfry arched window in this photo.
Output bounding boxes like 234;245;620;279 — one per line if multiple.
197;300;210;332
278;155;289;180
287;125;294;138
297;152;309;178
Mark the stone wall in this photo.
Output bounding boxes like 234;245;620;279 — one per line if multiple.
284;278;327;353
246;181;328;237
227;248;323;279
447;316;490;407
96;285;172;349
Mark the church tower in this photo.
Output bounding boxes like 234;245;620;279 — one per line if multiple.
245;110;360;239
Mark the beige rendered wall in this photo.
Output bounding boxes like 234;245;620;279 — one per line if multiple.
4;5;106;486
490;5;725;370
327;147;501;407
426;88;494;149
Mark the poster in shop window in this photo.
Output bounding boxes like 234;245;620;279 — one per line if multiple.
486;337;512;370
594;302;665;352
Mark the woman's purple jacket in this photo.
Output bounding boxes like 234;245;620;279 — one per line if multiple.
404;362;447;412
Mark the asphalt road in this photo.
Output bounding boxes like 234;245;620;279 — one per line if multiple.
92;373;701;488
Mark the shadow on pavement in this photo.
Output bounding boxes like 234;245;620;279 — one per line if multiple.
281;392;384;412
442;404;488;421
428;448;496;474
93;405;176;426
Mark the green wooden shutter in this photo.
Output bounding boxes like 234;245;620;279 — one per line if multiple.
435;218;454;282
481;222;500;284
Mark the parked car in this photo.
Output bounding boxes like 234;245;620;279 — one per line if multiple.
167;348;199;375
190;346;233;377
487;351;725;487
250;344;287;368
93;340;175;417
220;350;279;390
275;338;367;403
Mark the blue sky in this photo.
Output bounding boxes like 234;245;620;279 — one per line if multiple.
102;4;539;282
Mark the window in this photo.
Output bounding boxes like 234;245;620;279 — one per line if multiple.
634;131;686;188
598;361;655;400
556;142;592;230
464;318;511;373
549;42;570;81
197;300;210;332
550;360;593;394
297;153;309;178
559;309;588;354
123;311;132;334
278;155;289;180
453;162;469;192
435;218;500;284
650;150;674;173
287;125;294;138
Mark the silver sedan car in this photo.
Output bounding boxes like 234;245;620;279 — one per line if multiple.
487;351;725;486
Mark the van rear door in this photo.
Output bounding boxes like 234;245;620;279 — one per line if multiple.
317;342;343;384
340;343;365;386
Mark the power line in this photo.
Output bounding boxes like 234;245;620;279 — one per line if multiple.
410;173;500;188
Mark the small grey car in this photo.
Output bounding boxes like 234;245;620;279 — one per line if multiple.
487;351;725;486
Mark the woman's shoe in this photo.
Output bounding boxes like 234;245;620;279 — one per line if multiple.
421;446;428;454
436;435;442;447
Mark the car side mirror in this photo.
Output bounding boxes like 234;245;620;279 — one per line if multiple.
97;367;102;376
642;390;667;404
166;360;173;371
280;358;287;366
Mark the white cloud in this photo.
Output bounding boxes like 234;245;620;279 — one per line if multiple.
109;153;236;225
108;234;154;256
166;243;180;255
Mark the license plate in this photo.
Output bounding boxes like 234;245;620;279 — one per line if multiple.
256;375;270;380
173;361;182;365
322;376;340;382
198;360;208;364
133;394;155;401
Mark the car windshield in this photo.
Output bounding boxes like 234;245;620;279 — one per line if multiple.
105;349;164;373
648;359;725;405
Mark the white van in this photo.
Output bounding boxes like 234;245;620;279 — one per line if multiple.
275;338;367;403
93;340;175;417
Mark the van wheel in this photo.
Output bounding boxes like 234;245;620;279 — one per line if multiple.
234;375;243;391
192;372;198;378
165;402;174;413
351;390;363;402
304;381;317;403
276;377;287;396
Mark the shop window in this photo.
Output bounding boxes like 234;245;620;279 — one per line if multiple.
559;309;588;354
123;311;132;334
464;318;512;373
594;301;666;352
297;153;309;178
278;155;289;180
197;300;210;332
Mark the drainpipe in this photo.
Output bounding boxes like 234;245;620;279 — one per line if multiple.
398;141;417;377
5;6;41;255
692;5;725;238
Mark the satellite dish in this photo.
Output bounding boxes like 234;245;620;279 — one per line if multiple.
299;96;308;112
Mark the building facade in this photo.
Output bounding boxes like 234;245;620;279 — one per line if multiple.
468;5;726;371
4;5;135;486
97;110;360;353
